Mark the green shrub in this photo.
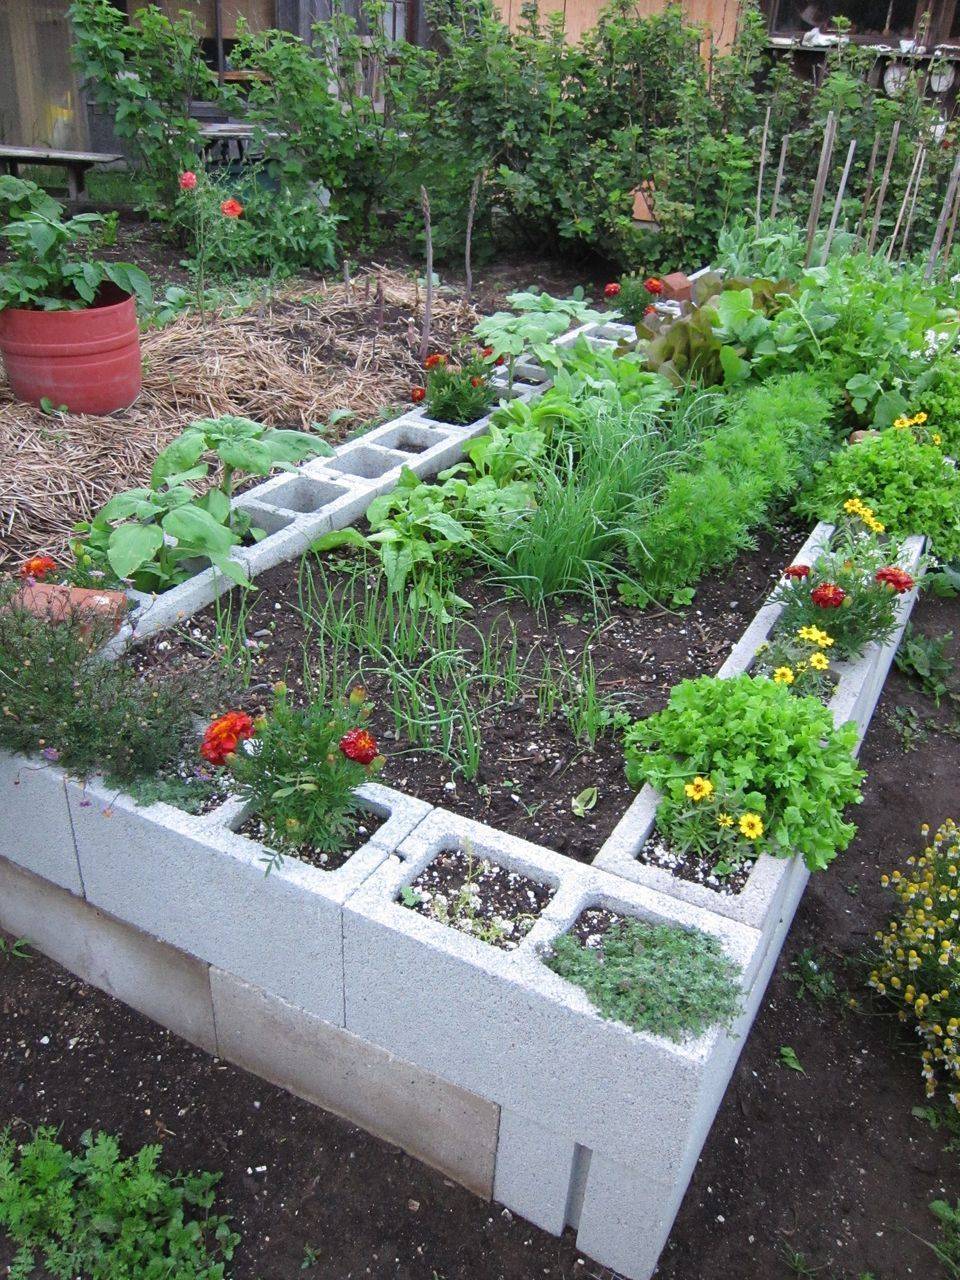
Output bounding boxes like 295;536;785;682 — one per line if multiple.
0;1127;238;1280
623;674;865;871
547;916;740;1040
916;359;960;457
0;588;196;784
798;428;960;562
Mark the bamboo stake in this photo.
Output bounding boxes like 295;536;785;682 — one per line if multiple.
939;179;960;280
854;133;881;247
770;134;790;219
804;112;837;268
899;146;927;260
419;187;433;364
867;120;901;255
887;143;924;262
821;137;857;265
926;149;960;280
754;103;772;231
464;172;482;306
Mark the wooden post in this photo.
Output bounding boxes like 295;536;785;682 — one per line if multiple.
464;172;482;306
419;187;433;364
899;146;927;259
854;133;881;247
770;134;790;219
867;120;901;254
804;112;837;268
887;143;924;262
926;149;960;280
940;180;960;279
754;103;772;231
821;137;857;264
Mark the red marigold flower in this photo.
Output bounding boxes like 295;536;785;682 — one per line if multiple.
495;355;505;366
875;566;915;593
470;376;482;387
811;583;846;609
783;564;811;579
411;386;426;403
339;727;379;765
644;304;657;316
200;710;254;766
604;282;621;298
178;171;198;191
19;555;56;581
644;277;664;295
220;197;243;218
424;353;447;369
480;346;494;358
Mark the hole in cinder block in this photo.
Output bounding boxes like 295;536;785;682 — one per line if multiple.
237;504;296;536
398;845;553;950
370;423;448;454
260;476;348;514
326;445;406;479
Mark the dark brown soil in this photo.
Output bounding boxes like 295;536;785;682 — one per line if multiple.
638;831;755;895
138;523;805;863
235;807;386;872
403;847;552;950
2;590;959;1280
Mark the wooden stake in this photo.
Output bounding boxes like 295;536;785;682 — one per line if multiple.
939;178;960;280
464;172;482;306
804;112;837;268
926;149;960;280
821;137;857;264
887;143;924;262
867;120;901;255
854;133;881;247
419;187;433;364
754;103;772;231
770;134;789;219
899;146;927;260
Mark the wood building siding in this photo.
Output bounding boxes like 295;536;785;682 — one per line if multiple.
496;0;744;48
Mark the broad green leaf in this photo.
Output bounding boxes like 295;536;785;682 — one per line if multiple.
107;522;164;579
162;504;236;554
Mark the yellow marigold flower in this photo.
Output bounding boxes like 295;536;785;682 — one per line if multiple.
773;666;795;685
797;625;834;648
739;812;764;840
809;651;830;671
893;417;911;429
933;433;942;446
717;812;734;829
844;497;865;514
913;412;928;425
684;775;714;802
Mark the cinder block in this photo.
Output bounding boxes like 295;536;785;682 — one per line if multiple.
68;777;431;1026
210;967;499;1198
494;1110;578;1234
0;750;82;894
0;855;216;1054
343;809;762;1178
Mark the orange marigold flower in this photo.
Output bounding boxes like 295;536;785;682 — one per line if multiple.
424;353;447;369
19;555;56;581
783;564;810;579
220;197;243;218
178;171;198;191
200;710;254;766
876;566;915;594
411;386;426;403
811;582;846;608
603;282;621;298
644;277;664;295
339;727;379;765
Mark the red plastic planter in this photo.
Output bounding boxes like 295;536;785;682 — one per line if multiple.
0;286;142;414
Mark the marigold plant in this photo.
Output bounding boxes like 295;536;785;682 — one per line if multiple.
870;819;960;1111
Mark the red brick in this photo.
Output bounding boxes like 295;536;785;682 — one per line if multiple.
12;582;128;635
660;271;692;303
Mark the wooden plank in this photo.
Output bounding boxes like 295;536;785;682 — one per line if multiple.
770;134;789;219
754;103;772;230
926;149;960;280
821;137;857;264
0;145;122;164
804;111;837;268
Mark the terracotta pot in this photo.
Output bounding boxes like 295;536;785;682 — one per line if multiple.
0;285;141;414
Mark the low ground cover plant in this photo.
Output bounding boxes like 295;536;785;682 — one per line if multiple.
752;627;835;702
772;507;917;659
623;674;865;873
0;585;198;786
0;1127;238;1280
547;915;740;1040
870;818;960;1112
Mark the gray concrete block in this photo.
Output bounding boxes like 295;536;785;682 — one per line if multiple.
0;854;216;1053
0;750;82;894
494;1110;578;1234
575;1153;683;1280
68;776;430;1025
210;967;499;1198
343;808;762;1176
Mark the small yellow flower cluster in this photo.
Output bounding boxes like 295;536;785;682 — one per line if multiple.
842;496;885;534
870;818;960;1111
773;666;794;685
682;776;765;841
893;411;928;429
797;625;834;647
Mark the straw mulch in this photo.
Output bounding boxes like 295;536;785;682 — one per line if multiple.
0;268;476;569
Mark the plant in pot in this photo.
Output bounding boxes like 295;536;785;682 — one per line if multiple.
0;180;152;414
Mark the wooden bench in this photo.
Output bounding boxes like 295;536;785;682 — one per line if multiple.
0;146;124;201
